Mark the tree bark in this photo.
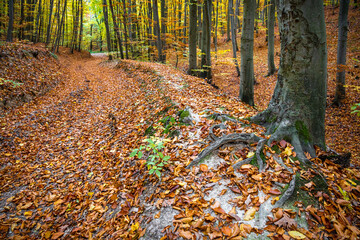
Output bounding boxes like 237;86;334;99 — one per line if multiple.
334;0;350;105
34;0;42;43
103;0;113;60
6;0;14;42
267;0;276;76
109;0;124;59
252;0;327;161
121;0;129;59
188;0;198;75
239;0;256;106
153;0;163;63
200;0;212;81
46;0;54;47
229;0;240;76
52;0;67;53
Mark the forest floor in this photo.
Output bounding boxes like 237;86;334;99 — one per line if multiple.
0;5;360;240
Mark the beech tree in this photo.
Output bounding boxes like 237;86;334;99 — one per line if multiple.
266;0;276;76
229;0;240;76
253;0;327;161
334;0;350;105
200;0;212;81
239;0;256;106
188;0;198;75
6;0;14;42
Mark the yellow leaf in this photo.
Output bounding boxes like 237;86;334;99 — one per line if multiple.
246;152;255;158
54;199;64;206
288;231;306;239
88;192;94;197
243;207;257;221
131;222;140;231
283;147;292;156
24;211;32;216
44;231;52;239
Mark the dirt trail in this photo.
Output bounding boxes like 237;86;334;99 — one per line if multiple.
0;54;146;238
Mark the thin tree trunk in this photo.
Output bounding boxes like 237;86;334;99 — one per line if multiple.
77;0;83;51
266;0;276;76
334;0;350;105
6;0;14;42
52;0;67;53
160;0;167;62
34;0;42;43
214;0;219;58
103;0;113;60
46;0;54;47
121;0;129;59
200;0;212;81
19;0;25;40
188;0;198;75
109;0;124;59
239;0;256;106
153;0;163;62
229;0;240;76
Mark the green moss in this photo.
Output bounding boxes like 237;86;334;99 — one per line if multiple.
250;156;259;168
271;145;281;154
286;172;328;208
295;120;311;143
144;126;155;136
178;110;190;121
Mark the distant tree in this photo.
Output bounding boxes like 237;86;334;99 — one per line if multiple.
229;0;240;76
103;0;113;60
200;0;212;81
188;0;198;75
334;0;350;105
109;0;124;59
6;0;14;42
153;0;164;63
239;0;256;106
46;0;55;47
266;0;276;76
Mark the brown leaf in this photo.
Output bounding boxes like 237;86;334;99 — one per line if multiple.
51;232;64;240
274;214;297;230
268;189;281;195
179;230;193;239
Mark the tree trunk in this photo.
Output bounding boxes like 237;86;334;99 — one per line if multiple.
46;0;54;47
103;0;113;60
34;0;42;43
153;0;163;63
188;0;198;75
229;0;240;76
109;0;124;59
200;0;212;81
19;0;25;40
334;0;350;105
160;0;167;62
226;0;231;42
6;0;14;42
267;0;276;76
121;0;129;59
239;0;256;106
77;0;83;51
52;0;67;53
214;0;219;58
252;0;327;161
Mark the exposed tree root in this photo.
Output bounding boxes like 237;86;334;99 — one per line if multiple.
186;132;261;169
274;174;296;208
208;123;227;141
256;139;266;172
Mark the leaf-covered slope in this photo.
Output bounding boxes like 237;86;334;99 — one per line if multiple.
0;53;359;240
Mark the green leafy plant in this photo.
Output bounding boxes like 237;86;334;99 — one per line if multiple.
130;137;170;179
351;103;360;117
0;77;23;88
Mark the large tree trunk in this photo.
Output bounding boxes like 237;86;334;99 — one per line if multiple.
188;0;198;75
334;0;350;105
103;0;113;60
229;0;240;76
6;0;14;42
200;0;212;81
252;0;327;161
239;0;256;106
266;0;276;76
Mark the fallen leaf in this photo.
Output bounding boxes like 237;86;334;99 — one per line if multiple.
179;230;193;239
288;231;306;239
244;207;257;221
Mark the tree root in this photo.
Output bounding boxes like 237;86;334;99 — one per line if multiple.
274;174;296;208
186;132;261;169
256;139;266;172
208;123;227;141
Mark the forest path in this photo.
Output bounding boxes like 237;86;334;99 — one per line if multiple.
0;54;151;238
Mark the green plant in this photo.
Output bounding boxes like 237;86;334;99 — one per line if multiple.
351;103;360;117
130;137;170;179
0;77;23;88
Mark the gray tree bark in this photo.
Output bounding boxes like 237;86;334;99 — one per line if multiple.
45;0;54;46
188;0;198;75
103;0;113;60
6;0;14;42
200;0;212;81
109;0;124;59
229;0;240;76
266;0;276;76
239;0;256;106
153;0;163;63
252;0;327;162
334;0;350;105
